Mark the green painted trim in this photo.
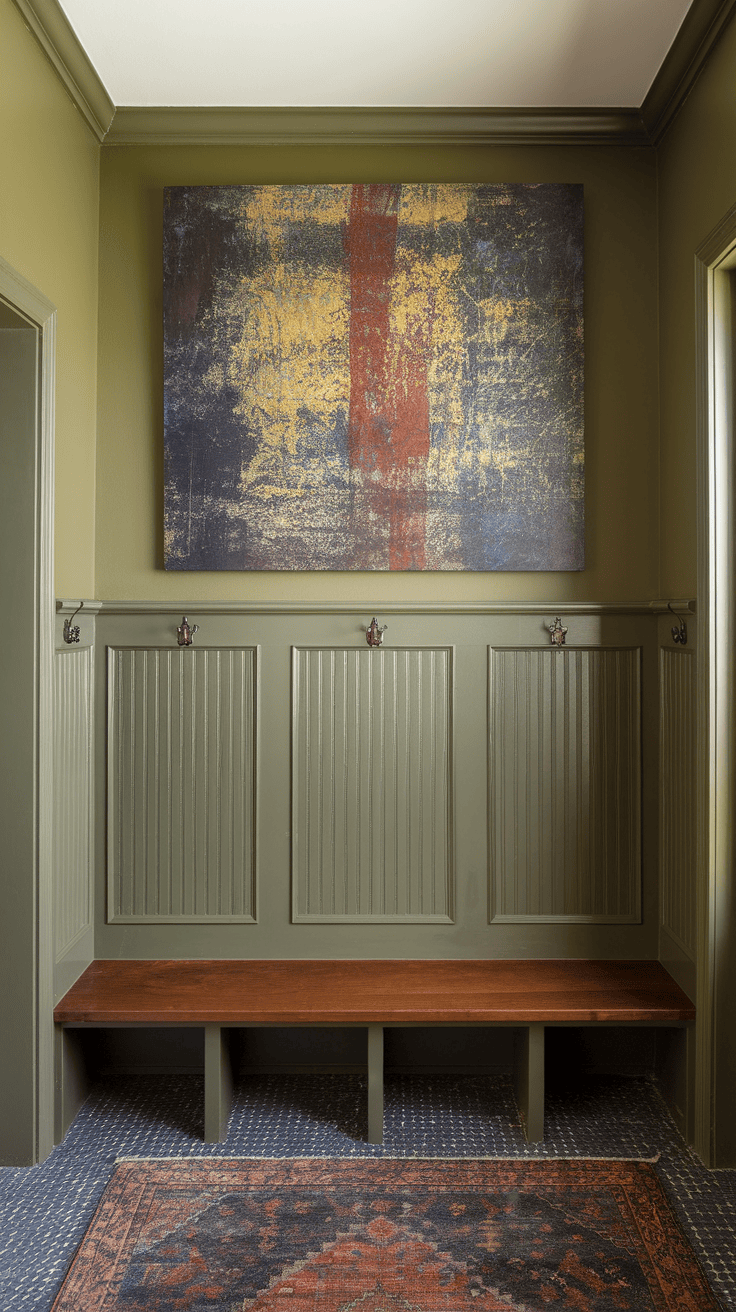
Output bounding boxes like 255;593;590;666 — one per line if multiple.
203;1025;234;1143
293;915;455;925
0;255;57;1164
55;599;103;615
54;1027;92;1145
694;235;717;1167
36;275;56;1165
642;0;736;144
514;1024;545;1143
13;0;736;150
659;925;697;1005
11;0;115;141
649;598;696;614
70;599;686;617
492;919;642;928
693;203;736;1165
107;916;258;925
0;254;57;326
367;1025;384;1144
105;105;649;146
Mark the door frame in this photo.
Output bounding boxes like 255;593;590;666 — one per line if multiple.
695;204;736;1166
0;254;56;1162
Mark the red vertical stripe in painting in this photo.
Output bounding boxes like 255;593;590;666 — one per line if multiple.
346;184;429;569
346;184;400;473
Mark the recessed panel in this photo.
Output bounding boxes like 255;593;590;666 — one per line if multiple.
54;648;93;956
108;647;257;922
660;648;696;960
293;647;453;922
490;647;641;922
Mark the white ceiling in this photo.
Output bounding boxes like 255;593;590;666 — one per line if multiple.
56;0;694;109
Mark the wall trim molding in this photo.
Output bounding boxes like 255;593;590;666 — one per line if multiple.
56;599;103;616
104;105;649;146
10;0;114;141
59;598;694;618
642;0;736;144
659;924;697;1008
1;254;59;326
12;0;736;148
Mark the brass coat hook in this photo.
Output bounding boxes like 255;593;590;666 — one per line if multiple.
668;603;688;645
63;602;83;644
177;616;199;646
546;617;568;647
366;617;388;647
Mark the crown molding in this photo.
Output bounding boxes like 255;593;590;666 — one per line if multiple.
13;0;736;150
642;0;736;144
11;0;114;141
105;105;649;147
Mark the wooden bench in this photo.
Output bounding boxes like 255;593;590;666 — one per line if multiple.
54;959;695;1145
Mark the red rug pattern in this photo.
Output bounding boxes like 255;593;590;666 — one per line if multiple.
51;1157;718;1310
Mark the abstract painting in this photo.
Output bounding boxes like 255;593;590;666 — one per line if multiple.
163;183;584;571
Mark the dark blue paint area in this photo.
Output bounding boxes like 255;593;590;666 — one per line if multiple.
282;218;346;272
292;411;351;489
164;315;261;568
164;188;265;336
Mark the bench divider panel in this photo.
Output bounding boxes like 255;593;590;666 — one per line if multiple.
204;1024;234;1143
514;1023;545;1143
367;1024;384;1144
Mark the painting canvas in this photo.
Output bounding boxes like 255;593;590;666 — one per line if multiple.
163;183;584;571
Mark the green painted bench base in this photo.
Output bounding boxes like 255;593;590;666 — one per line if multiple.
57;1019;649;1147
54;959;694;1146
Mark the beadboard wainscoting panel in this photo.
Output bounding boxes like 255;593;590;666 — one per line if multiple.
490;647;642;922
107;647;258;923
292;646;454;922
91;606;660;959
660;647;697;963
53;647;93;958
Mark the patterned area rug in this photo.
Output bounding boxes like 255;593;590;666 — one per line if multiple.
52;1157;718;1310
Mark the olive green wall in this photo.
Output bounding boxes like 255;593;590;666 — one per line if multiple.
657;12;736;598
0;0;99;598
96;143;659;604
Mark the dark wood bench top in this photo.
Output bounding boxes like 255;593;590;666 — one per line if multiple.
54;959;695;1026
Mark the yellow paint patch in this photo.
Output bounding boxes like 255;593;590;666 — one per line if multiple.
237;185;351;253
400;184;469;227
248;484;306;502
210;257;350;498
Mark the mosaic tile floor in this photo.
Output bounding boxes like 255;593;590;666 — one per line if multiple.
0;1072;733;1310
